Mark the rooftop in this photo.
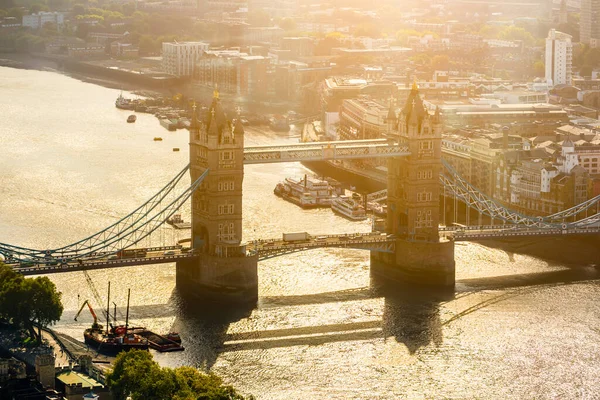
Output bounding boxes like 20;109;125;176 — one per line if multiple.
57;370;104;389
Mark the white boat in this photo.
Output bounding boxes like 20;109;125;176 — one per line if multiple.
274;175;342;208
331;196;367;221
115;92;133;110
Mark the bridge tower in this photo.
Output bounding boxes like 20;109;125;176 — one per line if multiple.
371;83;455;287
176;91;258;303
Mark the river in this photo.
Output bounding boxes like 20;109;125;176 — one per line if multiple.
1;66;600;399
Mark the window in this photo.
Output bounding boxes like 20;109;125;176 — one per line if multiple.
419;141;433;150
218;181;235;191
415;210;433;228
417;192;432;202
218;223;235;241
220;151;234;161
218;204;234;215
417;170;433;180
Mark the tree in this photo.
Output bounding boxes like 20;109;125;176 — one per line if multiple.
497;26;535;46
30;3;49;14
28;277;63;340
106;350;251;400
6;7;23;19
0;263;62;342
72;3;86;16
279;18;296;32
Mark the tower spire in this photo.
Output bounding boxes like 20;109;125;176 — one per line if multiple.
411;78;419;92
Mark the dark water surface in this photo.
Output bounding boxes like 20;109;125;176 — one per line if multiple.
1;67;600;399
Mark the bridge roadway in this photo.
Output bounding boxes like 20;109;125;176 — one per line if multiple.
248;232;395;260
6;233;395;275
8;227;600;276
243;139;410;164
441;225;600;240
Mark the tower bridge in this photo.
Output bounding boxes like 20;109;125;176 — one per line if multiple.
3;85;600;303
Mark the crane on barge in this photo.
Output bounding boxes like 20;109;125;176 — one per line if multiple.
74;299;102;331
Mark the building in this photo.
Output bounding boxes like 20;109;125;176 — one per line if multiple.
162;42;209;77
274;61;331;106
55;369;110;399
545;29;572;87
194;49;268;98
320;77;397;138
438;103;569;129
35;354;55;389
67;45;105;59
581;0;600;46
248;0;298;17
245;27;284;45
111;42;139;59
22;12;64;30
281;37;315;58
338;97;389;141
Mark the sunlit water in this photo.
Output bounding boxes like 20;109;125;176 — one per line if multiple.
1;67;600;399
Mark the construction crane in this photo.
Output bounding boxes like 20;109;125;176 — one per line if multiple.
74;300;102;331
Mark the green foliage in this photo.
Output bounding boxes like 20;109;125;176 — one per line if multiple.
353;22;381;38
0;262;63;342
29;3;48;13
497;26;536;46
279;17;295;32
6;7;23;19
71;3;86;16
574;45;600;70
106;350;251;400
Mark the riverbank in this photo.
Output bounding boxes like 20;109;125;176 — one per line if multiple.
0;324;114;370
0;53;296;113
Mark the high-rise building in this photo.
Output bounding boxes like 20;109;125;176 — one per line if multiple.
581;0;600;46
162;42;209;77
22;12;64;30
545;29;572;87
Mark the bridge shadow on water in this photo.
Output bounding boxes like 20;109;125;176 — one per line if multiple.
159;261;600;369
131;267;600;369
163;279;450;365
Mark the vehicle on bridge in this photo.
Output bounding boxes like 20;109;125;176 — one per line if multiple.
282;232;311;242
116;248;148;259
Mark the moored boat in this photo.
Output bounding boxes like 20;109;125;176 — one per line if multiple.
115;92;133;110
74;284;149;356
331;196;367;221
274;175;342;208
269;115;290;132
160;118;177;131
127;115;136;123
